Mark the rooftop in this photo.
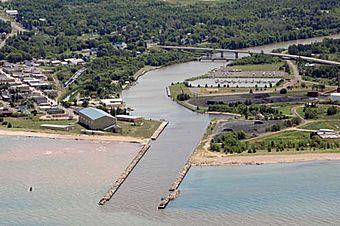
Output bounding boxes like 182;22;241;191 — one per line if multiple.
79;107;115;120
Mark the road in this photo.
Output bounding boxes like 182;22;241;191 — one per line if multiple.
159;45;340;66
64;67;86;88
0;13;25;49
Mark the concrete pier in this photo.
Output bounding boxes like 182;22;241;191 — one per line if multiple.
151;121;169;140
98;143;151;205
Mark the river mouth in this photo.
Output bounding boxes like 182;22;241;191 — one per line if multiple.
1;35;340;225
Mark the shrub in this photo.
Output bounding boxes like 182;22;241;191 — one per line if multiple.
279;88;287;94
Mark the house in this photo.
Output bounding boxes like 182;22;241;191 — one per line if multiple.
317;129;340;139
5;10;18;17
47;107;65;115
307;91;319;97
100;98;124;108
331;93;340;102
40;124;74;131
78;107;120;132
0;107;13;117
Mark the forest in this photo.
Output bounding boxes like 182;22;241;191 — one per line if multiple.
1;0;340;98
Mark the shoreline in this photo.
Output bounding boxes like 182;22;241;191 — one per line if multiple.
191;151;340;166
0;129;148;144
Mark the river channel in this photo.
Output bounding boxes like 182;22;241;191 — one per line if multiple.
1;34;340;225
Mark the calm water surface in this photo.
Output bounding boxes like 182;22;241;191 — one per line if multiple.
1;35;340;225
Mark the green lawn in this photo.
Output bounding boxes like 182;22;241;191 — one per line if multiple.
229;62;284;71
300;120;340;131
118;120;162;138
168;83;191;99
1;117;83;133
297;105;340;120
250;130;311;144
269;103;297;116
1;116;162;138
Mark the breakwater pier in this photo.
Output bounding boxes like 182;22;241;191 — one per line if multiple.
151;121;169;140
98;142;151;205
158;160;192;209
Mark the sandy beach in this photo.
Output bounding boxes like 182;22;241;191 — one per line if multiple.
0;129;148;144
191;150;340;166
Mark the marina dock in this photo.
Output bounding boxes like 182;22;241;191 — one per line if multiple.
151;121;169;140
98;142;151;205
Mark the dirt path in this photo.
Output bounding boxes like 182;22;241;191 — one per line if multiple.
0;13;25;48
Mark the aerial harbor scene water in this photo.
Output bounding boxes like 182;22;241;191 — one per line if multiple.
0;0;340;225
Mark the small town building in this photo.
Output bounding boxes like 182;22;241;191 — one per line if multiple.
5;10;18;17
307;91;319;97
47;107;65;115
0;107;13;116
116;115;143;123
78;107;120;132
40;124;74;131
317;129;340;139
100;98;124;108
331;93;340;102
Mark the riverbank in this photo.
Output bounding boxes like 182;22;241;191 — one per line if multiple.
0;129;148;144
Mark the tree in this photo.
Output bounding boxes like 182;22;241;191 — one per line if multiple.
327;106;337;116
280;88;287;94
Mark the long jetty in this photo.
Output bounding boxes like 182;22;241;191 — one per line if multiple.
98;142;151;205
158;159;192;209
151;121;169;140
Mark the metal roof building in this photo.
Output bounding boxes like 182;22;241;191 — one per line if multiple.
78;107;118;132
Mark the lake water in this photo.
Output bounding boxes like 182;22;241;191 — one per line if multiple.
169;161;340;225
1;35;340;225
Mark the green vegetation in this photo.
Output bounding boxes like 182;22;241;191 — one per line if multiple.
169;82;191;100
228;62;285;72
0;116;162;138
248;130;340;153
6;0;340;51
211;131;249;154
230;54;281;66
207;102;290;120
288;38;340;61
117;120;161;138
0;117;84;133
0;19;12;34
300;105;340;120
300;120;340;131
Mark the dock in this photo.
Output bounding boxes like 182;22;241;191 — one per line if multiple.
151;121;168;140
98;142;151;205
166;86;171;97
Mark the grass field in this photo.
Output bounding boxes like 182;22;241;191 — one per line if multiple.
229;62;284;71
1;117;83;133
168;83;192;99
269;103;298;116
300;120;340;131
118;120;161;138
297;105;340;120
1;116;162;138
249;130;311;144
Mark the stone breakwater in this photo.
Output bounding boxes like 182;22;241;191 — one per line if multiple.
98;142;151;205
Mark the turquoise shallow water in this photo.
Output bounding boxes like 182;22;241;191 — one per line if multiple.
169;161;340;225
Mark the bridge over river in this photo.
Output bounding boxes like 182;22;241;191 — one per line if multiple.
159;45;340;66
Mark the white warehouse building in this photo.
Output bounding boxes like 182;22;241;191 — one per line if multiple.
330;93;340;102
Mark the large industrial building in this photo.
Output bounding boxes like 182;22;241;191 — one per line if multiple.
78;107;119;132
